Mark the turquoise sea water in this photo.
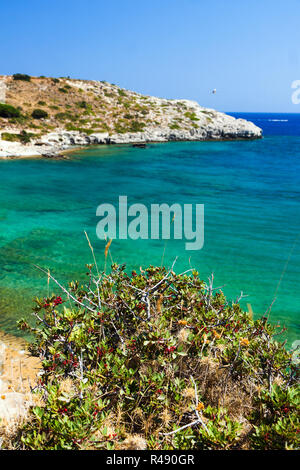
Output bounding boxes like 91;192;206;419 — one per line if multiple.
0;113;299;346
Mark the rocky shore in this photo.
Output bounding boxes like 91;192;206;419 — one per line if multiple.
0;78;262;158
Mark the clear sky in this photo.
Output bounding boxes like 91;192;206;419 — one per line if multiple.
1;0;300;112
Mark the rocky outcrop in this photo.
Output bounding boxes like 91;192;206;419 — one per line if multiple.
0;98;262;158
106;103;262;144
107;120;261;144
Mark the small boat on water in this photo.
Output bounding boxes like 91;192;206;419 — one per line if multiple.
132;143;147;148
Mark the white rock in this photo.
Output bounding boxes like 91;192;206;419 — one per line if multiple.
89;132;109;144
0;392;31;421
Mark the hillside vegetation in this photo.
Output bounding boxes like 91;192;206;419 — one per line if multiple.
0;74;211;139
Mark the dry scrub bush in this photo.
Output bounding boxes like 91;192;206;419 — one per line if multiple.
9;262;299;450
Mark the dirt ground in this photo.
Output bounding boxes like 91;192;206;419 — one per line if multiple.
0;331;40;422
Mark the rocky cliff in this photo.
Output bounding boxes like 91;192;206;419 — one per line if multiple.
0;75;262;158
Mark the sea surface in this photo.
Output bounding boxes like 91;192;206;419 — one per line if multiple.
0;112;299;346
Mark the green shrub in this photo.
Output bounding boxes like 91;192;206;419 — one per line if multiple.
12;73;31;82
114;120;147;134
18;130;34;143
14;263;299;450
118;89;127;97
1;130;34;144
32;109;49;119
104;91;114;98
77;101;88;109
55;112;78;122
1;132;19;142
129;121;146;132
184;112;199;121
250;384;300;449
169;123;181;130
0;103;21;118
65;124;97;135
8;115;29;125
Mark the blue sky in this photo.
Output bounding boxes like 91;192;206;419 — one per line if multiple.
1;0;299;112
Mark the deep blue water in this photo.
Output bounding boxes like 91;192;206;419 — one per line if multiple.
0;112;299;346
229;112;300;136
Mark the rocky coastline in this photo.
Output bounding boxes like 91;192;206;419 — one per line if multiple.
0;90;262;159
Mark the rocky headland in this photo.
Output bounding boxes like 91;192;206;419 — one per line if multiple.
0;75;262;158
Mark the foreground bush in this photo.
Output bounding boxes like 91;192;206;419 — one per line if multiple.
15;263;299;450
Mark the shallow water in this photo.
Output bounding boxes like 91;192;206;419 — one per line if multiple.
0;113;299;346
